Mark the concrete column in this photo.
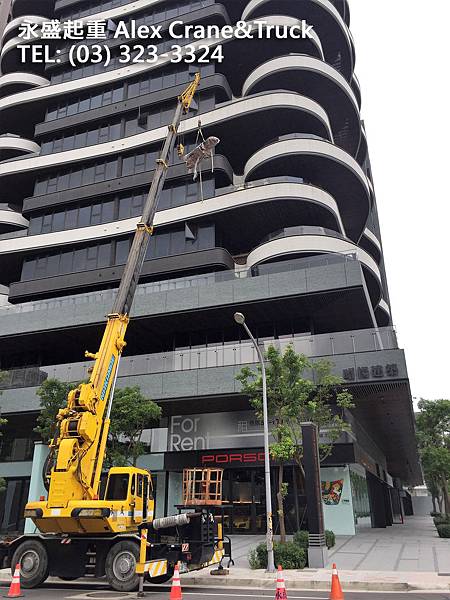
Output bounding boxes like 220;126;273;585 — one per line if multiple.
24;442;49;534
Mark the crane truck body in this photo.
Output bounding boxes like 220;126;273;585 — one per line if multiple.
0;74;230;592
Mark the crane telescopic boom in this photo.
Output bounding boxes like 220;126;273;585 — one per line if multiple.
42;74;201;510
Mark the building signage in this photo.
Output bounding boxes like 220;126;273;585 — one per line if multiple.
168;411;273;452
168;411;343;452
342;363;399;382
201;451;266;465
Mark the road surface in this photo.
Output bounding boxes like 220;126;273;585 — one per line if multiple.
0;582;448;600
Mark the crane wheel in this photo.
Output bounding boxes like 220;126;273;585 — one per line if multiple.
11;540;49;588
105;540;140;592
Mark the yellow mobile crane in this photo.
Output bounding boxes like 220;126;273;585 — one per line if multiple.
0;74;229;591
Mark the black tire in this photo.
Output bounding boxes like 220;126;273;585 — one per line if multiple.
59;576;78;581
105;540;140;592
11;540;49;589
147;571;173;584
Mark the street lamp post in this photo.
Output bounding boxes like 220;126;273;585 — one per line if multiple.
233;312;275;573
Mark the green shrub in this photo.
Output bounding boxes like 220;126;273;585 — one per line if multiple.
433;515;450;527
430;511;441;517
325;530;336;549
436;524;450;538
249;541;307;570
293;529;336;550
293;530;309;549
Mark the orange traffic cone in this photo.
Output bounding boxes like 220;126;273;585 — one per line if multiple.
170;563;182;600
329;563;344;600
275;565;287;600
5;564;23;598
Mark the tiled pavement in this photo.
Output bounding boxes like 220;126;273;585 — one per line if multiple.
230;516;450;573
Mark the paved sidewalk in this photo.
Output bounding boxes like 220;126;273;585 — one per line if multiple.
328;516;449;572
230;516;450;573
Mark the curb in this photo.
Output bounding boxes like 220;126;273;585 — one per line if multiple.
180;576;450;593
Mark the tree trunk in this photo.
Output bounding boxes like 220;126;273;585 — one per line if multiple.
442;479;450;515
437;493;443;514
431;494;437;513
277;463;287;543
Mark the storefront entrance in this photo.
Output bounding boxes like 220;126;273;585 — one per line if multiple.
222;469;267;534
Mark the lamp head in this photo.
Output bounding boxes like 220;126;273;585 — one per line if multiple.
234;312;245;325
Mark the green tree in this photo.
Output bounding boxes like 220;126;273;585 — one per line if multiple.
236;344;354;543
34;378;78;443
35;380;161;468
107;386;161;467
416;399;450;513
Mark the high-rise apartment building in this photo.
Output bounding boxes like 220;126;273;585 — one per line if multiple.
0;0;420;536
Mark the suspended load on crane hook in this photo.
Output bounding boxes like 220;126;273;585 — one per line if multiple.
185;135;220;181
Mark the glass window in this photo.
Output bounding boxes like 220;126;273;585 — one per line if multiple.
119;195;131;219
60;250;73;274
73;248;87;271
78;205;91;227
105;160;117;180
69;169;82;188
86;245;98;269
102;201;114;223
154;232;170;258
97;243;111;268
29;216;42;235
122;155;135;177
57;172;70;191
52;211;65;232
91;203;102;225
90;94;102;110
41;214;53;234
82;165;95;186
115;238;130;264
65;208;78;230
21;258;35;280
46;254;60;276
112;87;124;102
34;179;47;196
105;474;129;500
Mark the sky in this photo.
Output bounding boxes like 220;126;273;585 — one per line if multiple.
348;1;450;404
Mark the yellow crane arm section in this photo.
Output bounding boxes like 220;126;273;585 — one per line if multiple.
45;74;201;508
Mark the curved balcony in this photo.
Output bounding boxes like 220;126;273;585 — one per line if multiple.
356;126;367;166
0;179;344;257
376;299;391;327
11;0;53;19
244;135;370;242
351;74;362;109
0;17;324;125
242;54;360;156
0;91;334;195
0;205;29;234
0;31;52;76
241;0;353;80
0;72;49;100
244;229;382;306
2;15;48;45
361;227;381;264
0;284;10;306
0;134;40;162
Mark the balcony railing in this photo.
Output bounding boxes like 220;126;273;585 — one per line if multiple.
0;253;357;315
0;327;398;390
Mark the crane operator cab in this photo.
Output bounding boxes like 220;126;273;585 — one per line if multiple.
25;466;154;534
